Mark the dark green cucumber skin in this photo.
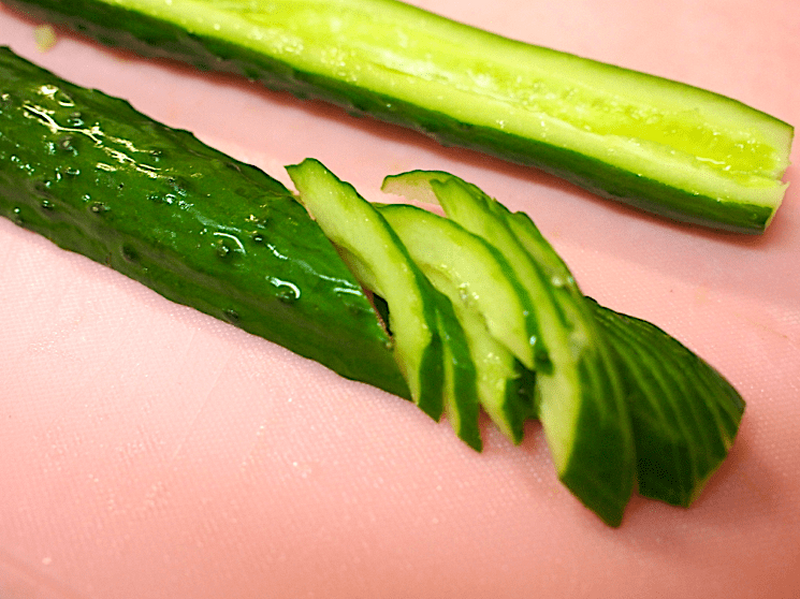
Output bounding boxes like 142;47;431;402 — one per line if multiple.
0;46;409;398
1;0;778;233
433;290;482;451
589;299;745;507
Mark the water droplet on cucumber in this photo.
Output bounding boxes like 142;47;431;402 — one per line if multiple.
270;277;301;303
90;202;109;215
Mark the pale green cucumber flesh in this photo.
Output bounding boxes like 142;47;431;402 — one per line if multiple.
379;202;535;444
5;0;793;232
377;203;542;370
286;158;443;419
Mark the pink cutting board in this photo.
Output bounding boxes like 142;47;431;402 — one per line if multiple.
1;1;798;598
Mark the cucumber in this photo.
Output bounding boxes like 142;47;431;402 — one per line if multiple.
4;0;793;232
376;203;544;371
0;46;409;398
589;300;745;507
433;289;483;451
385;171;635;526
378;203;535;444
285;158;444;420
491;194;745;507
501;204;747;506
0;43;748;525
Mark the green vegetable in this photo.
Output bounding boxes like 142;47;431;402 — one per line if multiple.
0;46;408;398
377;202;544;371
383;172;636;526
381;170;744;519
589;300;746;507
286;158;444;420
434;288;483;451
378;202;535;445
1;46;746;526
4;0;793;232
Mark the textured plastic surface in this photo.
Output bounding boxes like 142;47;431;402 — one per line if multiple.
1;1;798;598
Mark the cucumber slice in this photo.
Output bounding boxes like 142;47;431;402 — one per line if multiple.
376;203;544;371
384;172;635;525
285;158;443;419
433;290;483;451
589;300;745;507
379;203;535;444
7;0;793;231
508;204;746;508
504;204;747;507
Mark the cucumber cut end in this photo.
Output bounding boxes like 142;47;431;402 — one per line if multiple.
287;158;444;419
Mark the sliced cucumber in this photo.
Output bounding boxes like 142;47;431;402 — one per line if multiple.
504;205;747;507
286;158;443;419
384;171;635;525
376;203;543;371
433;290;483;451
1;44;748;525
7;0;793;231
589;300;745;506
378;202;535;443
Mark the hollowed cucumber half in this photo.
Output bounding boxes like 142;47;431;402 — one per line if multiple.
6;0;794;231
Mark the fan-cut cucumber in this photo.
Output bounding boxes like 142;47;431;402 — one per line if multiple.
376;203;543;370
6;0;793;232
507;199;746;508
384;171;635;525
589;300;745;506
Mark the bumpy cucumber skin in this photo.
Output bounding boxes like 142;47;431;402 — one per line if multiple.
0;47;408;398
2;0;790;233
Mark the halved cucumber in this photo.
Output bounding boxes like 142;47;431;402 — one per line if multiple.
7;0;794;231
286;158;443;419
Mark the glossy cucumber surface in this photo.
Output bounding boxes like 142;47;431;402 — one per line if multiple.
0;46;408;398
2;0;793;232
